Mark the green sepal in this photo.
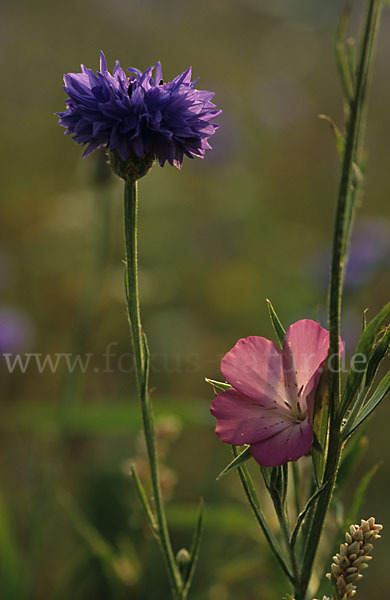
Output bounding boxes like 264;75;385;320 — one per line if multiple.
266;298;286;349
205;378;231;392
216;446;252;480
312;365;330;485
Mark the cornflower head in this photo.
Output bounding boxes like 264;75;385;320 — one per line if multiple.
327;517;383;599
57;51;221;180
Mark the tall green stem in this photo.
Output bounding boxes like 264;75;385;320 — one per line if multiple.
123;180;183;598
297;2;382;598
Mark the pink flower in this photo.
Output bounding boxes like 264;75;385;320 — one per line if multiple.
210;319;340;467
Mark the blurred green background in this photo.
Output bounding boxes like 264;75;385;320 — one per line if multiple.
1;0;389;598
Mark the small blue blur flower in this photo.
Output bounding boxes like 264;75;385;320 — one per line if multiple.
57;51;221;169
0;307;33;354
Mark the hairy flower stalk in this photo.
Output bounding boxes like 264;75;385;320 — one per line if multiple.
327;518;383;599
123;181;183;598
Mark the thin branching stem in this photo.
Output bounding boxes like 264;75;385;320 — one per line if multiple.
297;2;382;598
124;180;183;598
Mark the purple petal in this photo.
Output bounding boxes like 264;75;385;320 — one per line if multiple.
155;61;163;85
57;53;221;166
282;320;330;398
99;50;108;73
250;419;313;467
211;388;291;445
221;336;287;408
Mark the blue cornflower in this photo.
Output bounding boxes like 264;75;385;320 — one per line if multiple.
57;51;221;170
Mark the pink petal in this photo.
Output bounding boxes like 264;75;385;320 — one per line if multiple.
221;336;287;408
282;320;330;399
250;418;313;467
210;388;290;445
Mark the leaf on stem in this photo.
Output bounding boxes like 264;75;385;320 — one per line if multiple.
216;445;252;480
335;1;354;102
130;465;159;536
340;301;390;419
365;327;390;388
343;371;390;438
290;480;330;554
182;499;204;596
232;447;294;583
318;114;345;159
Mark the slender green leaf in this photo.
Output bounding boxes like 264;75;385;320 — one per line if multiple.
291;462;301;517
205;378;231;392
362;307;369;331
232;447;294;583
335;0;354;102
365;327;390;387
130;465;158;535
345;371;390;437
340;301;390;418
260;465;272;488
266;299;286;349
290;480;330;553
346;35;357;89
318;114;345;159
216;445;251;480
183;499;204;596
